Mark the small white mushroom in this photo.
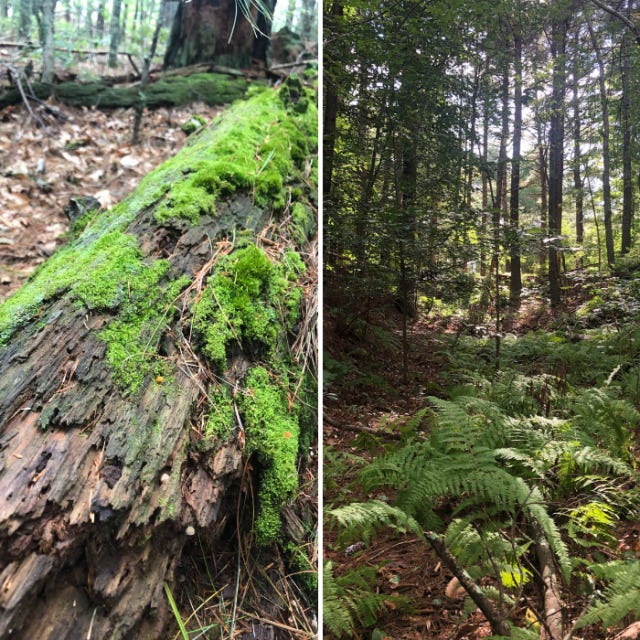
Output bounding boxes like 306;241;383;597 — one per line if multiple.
160;472;170;484
185;525;196;536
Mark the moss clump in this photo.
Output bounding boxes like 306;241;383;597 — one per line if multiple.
154;79;317;224
181;114;208;135
204;385;235;440
290;202;315;245
192;244;304;370
240;366;300;544
99;271;189;393
0;227;188;392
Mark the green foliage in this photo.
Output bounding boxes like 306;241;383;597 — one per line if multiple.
323;561;399;638
576;560;640;629
192;244;302;370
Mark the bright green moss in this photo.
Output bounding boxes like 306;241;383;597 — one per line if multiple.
192;244;303;370
151;78;317;224
240;366;300;544
0;226;189;391
204;385;235;440
290;203;315;245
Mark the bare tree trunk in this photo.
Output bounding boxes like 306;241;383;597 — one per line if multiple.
323;0;343;199
548;3;568;308
572;27;584;245
108;0;123;67
163;0;275;70
509;26;523;307
588;18;615;267
621;2;634;255
18;0;32;40
41;0;57;83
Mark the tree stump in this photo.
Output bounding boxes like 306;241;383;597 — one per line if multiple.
0;76;317;638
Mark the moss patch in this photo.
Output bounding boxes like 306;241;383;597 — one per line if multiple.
204;385;235;441
191;244;304;371
240;366;300;544
0;229;188;392
155;79;317;224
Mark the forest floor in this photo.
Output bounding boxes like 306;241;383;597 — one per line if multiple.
0;98;225;301
324;288;640;640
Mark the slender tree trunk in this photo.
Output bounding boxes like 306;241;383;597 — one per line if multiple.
494;63;510;278
572;28;584;244
323;0;343;199
285;0;296;29
108;0;123;67
120;0;129;50
621;4;634;255
96;0;106;35
41;0;57;83
18;0;32;40
548;4;568;308
481;103;489;277
466;67;480;209
588;19;615;267
300;0;315;40
509;28;523;307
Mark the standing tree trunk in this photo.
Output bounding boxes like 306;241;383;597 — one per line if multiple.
572;27;584;244
548;3;569;308
620;3;634;255
480;100;489;277
163;0;275;70
509;26;523;307
0;79;317;640
108;0;123;67
41;0;57;83
588;18;615;267
97;0;106;34
18;0;32;40
323;0;343;198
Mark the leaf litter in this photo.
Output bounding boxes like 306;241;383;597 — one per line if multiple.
0;100;226;300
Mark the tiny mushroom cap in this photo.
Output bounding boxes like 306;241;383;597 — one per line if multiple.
160;472;171;484
185;525;196;536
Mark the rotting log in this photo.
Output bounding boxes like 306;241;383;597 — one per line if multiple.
0;76;317;639
0;71;250;110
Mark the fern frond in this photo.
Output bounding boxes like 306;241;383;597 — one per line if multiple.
329;500;424;545
576;560;640;629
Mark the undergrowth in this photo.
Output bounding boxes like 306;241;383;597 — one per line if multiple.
325;317;640;638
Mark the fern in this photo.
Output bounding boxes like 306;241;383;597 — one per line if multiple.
329;500;423;546
576;560;640;629
323;561;406;638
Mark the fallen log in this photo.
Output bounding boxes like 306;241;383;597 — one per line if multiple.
0;71;250;110
0;76;317;638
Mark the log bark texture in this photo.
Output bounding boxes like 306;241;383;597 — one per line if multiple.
0;72;249;110
0;77;317;639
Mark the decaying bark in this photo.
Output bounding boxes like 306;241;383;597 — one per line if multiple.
0;71;249;110
0;77;317;639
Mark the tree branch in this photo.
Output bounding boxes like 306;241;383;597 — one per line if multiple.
590;0;640;42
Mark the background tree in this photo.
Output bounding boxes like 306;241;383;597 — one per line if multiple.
163;0;276;69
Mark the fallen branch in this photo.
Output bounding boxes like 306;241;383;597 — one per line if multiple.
533;522;564;640
425;530;512;637
323;413;401;439
5;65;46;129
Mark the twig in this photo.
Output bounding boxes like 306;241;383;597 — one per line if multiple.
6;64;46;129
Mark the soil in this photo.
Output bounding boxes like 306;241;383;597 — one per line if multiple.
0;98;226;301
